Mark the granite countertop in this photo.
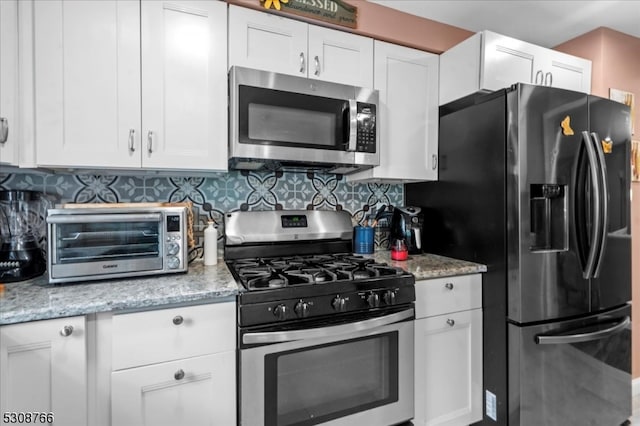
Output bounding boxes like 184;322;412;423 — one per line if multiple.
0;262;240;325
0;253;485;326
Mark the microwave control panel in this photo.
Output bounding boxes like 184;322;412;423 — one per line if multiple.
355;102;376;153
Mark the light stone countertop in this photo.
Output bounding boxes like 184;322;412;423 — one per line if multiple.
0;253;485;325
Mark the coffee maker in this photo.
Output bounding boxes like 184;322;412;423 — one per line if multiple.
389;206;424;255
0;190;50;282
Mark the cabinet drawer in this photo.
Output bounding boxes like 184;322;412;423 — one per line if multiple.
111;351;236;426
415;274;481;319
112;302;235;370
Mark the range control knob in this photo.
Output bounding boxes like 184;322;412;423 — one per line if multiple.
383;290;397;306
166;256;180;269
273;304;288;321
332;296;347;312
366;292;381;308
294;300;310;318
166;242;180;255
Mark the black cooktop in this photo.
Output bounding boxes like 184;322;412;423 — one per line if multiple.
229;254;409;291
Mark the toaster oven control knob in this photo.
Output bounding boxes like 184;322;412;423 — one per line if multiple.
331;296;347;312
167;256;181;269
383;290;397;306
367;292;380;308
273;304;288;321
167;242;180;255
294;300;310;318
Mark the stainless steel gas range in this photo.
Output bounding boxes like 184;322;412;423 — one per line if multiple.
224;210;416;426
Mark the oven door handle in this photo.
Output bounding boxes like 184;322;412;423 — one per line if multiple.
243;308;414;345
47;213;162;224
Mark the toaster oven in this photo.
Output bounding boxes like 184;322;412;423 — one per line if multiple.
46;206;188;283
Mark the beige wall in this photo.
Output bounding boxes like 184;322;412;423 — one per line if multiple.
556;27;640;378
225;0;473;53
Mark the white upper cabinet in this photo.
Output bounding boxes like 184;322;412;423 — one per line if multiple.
33;0;227;171
141;1;228;170
0;0;20;166
228;5;373;88
348;41;439;183
440;30;592;105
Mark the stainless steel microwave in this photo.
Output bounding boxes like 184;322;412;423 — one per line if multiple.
229;66;379;175
46;206;188;283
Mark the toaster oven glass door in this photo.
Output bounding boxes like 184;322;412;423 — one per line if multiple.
52;213;163;270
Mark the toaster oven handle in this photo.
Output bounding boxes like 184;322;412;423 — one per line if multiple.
47;213;162;224
345;99;358;152
243;308;414;345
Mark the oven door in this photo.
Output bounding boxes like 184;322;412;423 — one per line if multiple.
48;213;164;281
239;308;414;426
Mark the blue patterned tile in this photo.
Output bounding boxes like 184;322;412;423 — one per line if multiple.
1;170;404;251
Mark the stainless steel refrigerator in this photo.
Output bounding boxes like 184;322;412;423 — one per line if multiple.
406;84;632;425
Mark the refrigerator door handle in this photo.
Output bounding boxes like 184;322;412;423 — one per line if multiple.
580;131;602;279
589;132;609;278
535;316;630;345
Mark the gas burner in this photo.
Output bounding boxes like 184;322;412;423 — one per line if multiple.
246;274;288;290
286;267;338;284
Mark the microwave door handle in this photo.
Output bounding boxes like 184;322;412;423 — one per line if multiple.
242;308;414;345
346;99;358;152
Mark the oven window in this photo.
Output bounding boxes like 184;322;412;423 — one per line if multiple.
264;332;399;426
54;220;161;264
239;85;346;150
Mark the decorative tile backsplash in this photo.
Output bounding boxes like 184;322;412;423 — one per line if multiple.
0;170;403;258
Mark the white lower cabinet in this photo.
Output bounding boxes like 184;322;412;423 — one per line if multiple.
0;316;88;426
111;351;235;426
414;275;483;426
109;301;236;425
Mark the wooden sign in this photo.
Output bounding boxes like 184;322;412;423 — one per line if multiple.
262;0;357;29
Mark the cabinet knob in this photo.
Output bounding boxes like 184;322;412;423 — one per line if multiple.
535;70;544;85
545;72;553;86
128;129;136;152
432;154;438;170
314;56;320;76
446;318;455;327
0;117;8;144
299;52;306;74
59;325;74;337
147;130;154;153
172;315;184;325
174;369;185;380
445;282;454;290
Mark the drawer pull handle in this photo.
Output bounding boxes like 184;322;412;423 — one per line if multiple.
445;282;454;290
174;369;185;380
446;319;455;327
172;315;184;325
60;325;74;337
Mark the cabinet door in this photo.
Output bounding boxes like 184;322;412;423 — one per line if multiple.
349;41;438;182
308;25;373;87
228;5;307;77
0;316;87;426
481;31;538;91
34;0;141;168
111;352;236;426
539;50;592;93
414;309;483;426
141;0;227;171
0;0;18;165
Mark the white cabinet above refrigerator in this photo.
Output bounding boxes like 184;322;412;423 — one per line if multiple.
439;30;592;105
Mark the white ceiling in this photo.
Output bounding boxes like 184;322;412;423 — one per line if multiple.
369;1;640;48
